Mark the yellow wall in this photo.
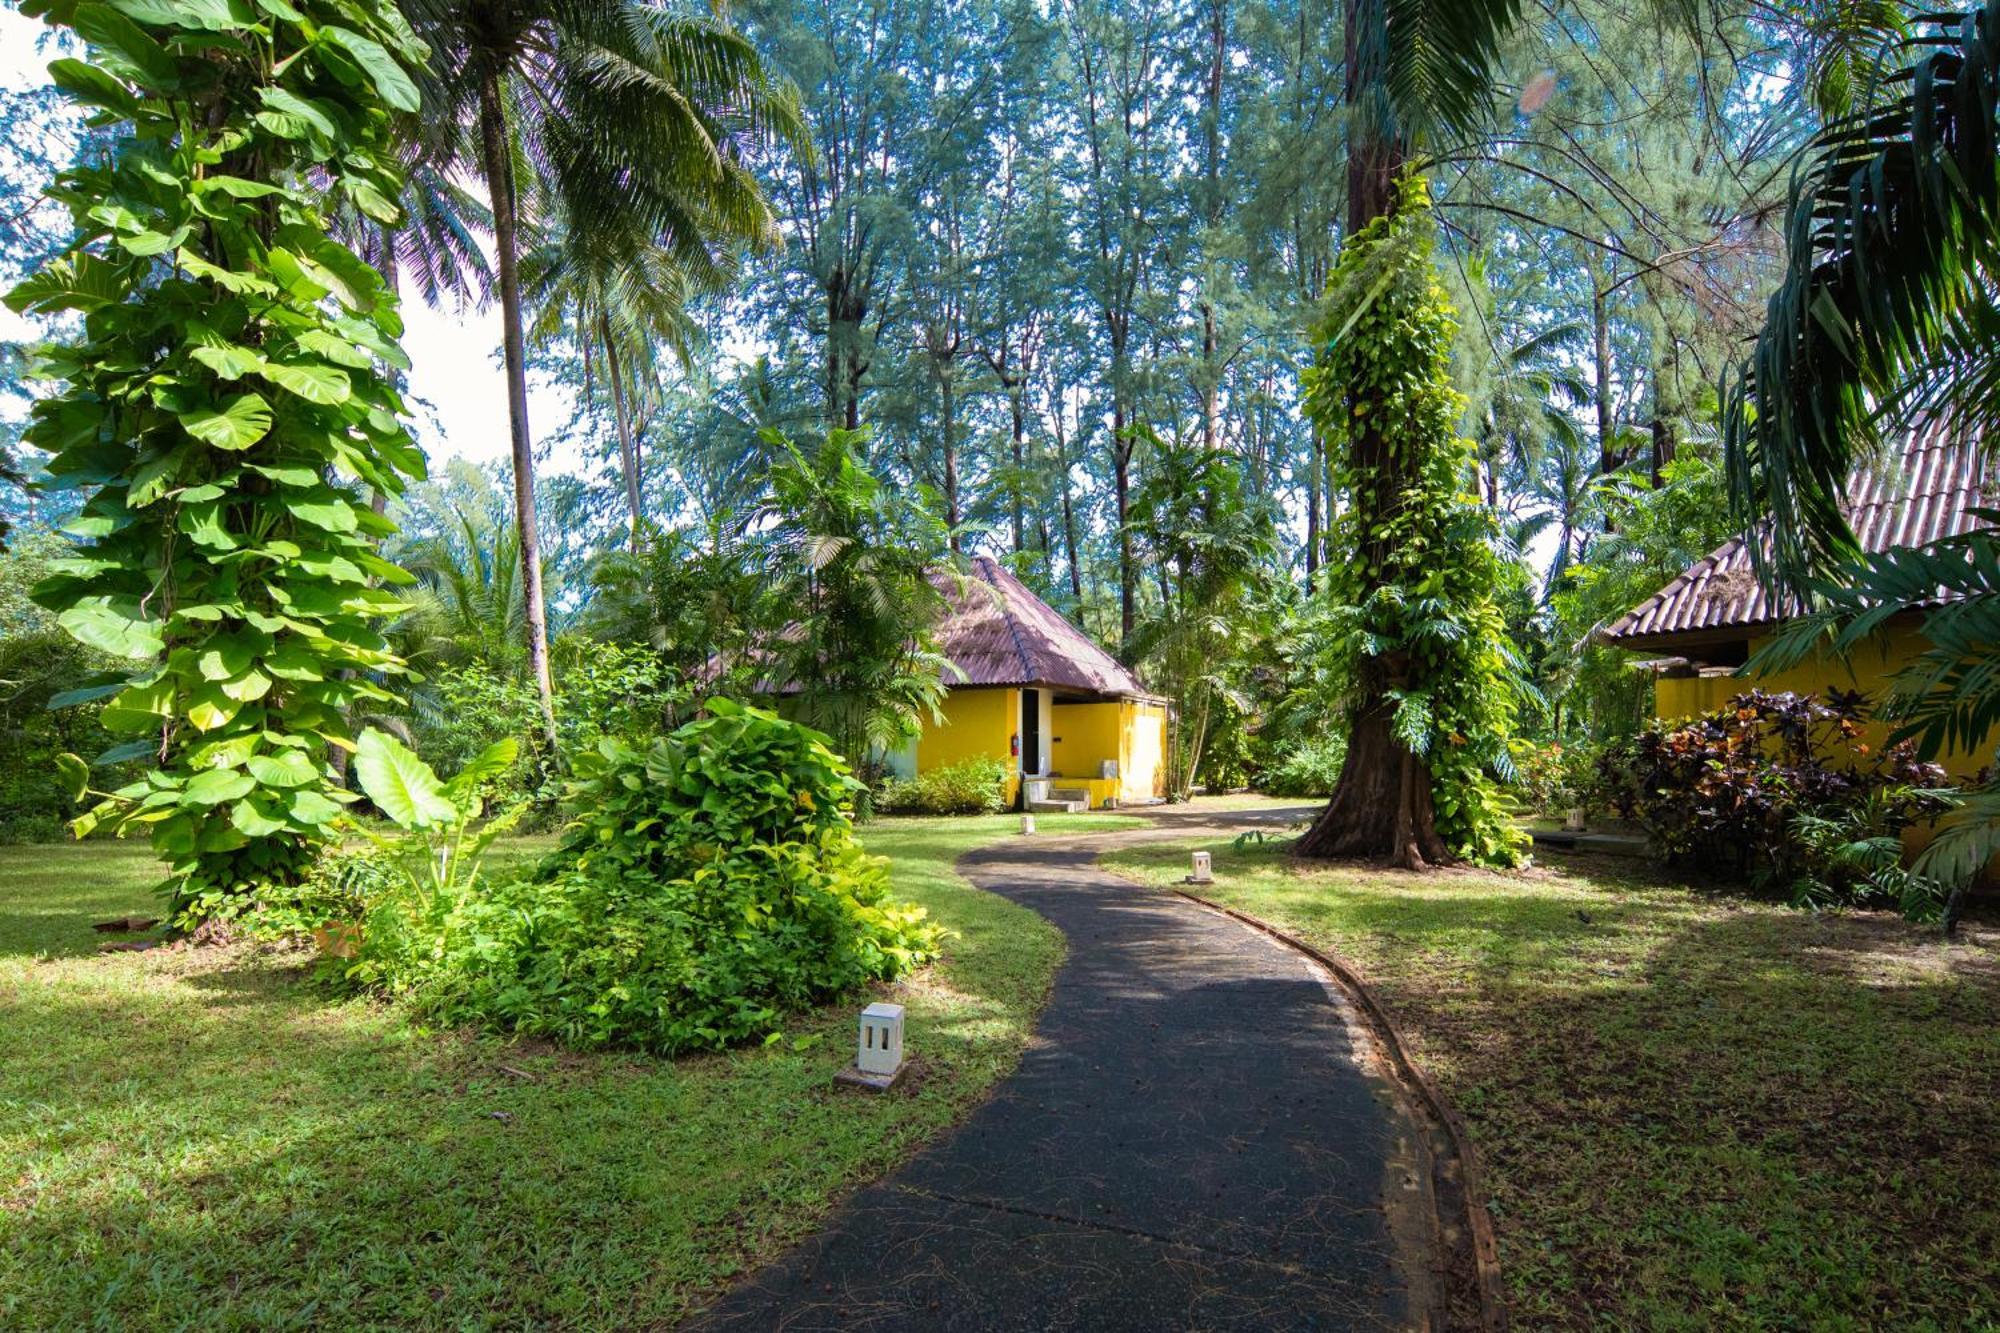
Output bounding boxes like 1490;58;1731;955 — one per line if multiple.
917;687;1021;804
1119;701;1168;803
1048;699;1167;805
1652;623;1986;781
906;688;1170;808
1050;701;1120;785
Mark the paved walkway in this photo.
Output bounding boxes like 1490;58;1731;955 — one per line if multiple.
696;826;1427;1331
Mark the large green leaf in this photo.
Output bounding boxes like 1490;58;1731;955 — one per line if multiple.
58;596;164;658
285;494;360;532
181;392;273;450
260;360;351;405
353;728;456;829
443;737;519;802
321;25;419;112
72;2;179;86
246;749;316;788
184;767;256;807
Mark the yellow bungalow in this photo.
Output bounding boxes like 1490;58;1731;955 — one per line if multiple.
885;556;1169;810
1600;427;1993;782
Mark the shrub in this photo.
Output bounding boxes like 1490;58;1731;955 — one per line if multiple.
877;756;1011;815
1257;732;1348;798
1511;739;1602;816
1597;689;1954;916
248;846;399;941
354;700;939;1053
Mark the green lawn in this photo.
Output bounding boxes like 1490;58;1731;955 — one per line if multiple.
0;813;1125;1330
1104;838;2000;1331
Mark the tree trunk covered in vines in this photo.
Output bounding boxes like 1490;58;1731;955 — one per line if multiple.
1295;0;1448;868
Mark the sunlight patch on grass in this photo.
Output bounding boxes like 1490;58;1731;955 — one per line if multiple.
0;814;1084;1329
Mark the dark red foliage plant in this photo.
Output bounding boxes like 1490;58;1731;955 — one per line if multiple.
1597;690;1954;910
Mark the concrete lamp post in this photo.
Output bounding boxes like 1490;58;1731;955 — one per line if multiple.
834;1002;908;1092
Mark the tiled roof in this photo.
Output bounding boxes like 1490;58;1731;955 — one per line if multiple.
933;557;1153;697
1601;424;1994;648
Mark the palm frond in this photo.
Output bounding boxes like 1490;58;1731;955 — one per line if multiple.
1724;0;2000;592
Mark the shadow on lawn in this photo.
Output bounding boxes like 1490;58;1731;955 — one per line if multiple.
1313;857;2000;1327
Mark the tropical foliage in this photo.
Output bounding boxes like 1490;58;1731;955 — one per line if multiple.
352;700;939;1053
1724;1;2000;920
1294;181;1526;867
398;0;805;736
752;427;955;770
1597;690;1955;919
14;0;427;919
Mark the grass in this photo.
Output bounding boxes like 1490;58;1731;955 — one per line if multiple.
0;812;1126;1330
1103;837;2000;1331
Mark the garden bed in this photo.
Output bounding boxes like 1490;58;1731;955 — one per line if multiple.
0;815;1122;1328
1102;836;2000;1328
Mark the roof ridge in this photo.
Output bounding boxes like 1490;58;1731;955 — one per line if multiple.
979;557;1046;686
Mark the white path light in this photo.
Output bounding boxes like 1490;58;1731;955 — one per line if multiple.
1022;813;1036;835
836;1002;909;1092
1188;850;1214;884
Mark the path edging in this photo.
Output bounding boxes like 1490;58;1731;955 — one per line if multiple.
1167;885;1509;1333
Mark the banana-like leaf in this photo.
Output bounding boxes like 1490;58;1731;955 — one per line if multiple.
354;728;457;829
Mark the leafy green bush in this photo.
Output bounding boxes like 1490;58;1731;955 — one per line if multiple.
1257;733;1347;798
877;756;1011;815
248;846;398;940
354;700;939;1053
0;535;131;843
1510;739;1602;816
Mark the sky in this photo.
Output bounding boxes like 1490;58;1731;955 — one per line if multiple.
0;7;571;481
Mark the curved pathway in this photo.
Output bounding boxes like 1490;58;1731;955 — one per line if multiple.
696;825;1430;1331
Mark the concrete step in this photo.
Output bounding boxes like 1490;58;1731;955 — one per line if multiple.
1028;799;1088;814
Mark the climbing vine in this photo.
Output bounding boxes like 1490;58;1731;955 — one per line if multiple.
11;0;428;920
1302;178;1526;866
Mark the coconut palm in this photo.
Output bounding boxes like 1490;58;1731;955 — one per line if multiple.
521;218;716;544
1725;1;2000;928
400;0;804;742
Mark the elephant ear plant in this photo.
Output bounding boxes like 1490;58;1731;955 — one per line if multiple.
18;0;429;922
350;729;526;904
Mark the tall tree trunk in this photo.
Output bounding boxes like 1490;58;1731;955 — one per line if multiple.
1296;0;1449;870
1593;276;1615;474
477;67;557;747
1054;410;1084;603
1008;366;1027;553
1304;428;1321;583
1197;0;1227;451
1113;401;1134;651
940;367;961;551
601;320;645;544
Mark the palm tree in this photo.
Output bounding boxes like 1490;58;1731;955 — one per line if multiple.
1294;0;1525;864
753;428;954;769
520;218;714;544
1724;0;2000;926
401;0;803;743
